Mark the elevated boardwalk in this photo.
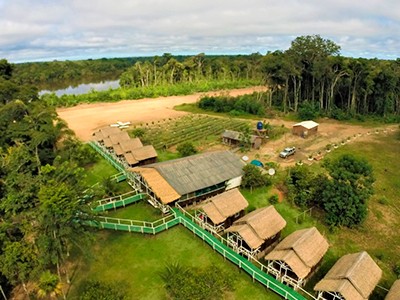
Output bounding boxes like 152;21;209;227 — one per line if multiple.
90;208;306;300
93;192;146;212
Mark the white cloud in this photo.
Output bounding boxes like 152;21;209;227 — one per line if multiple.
0;0;399;62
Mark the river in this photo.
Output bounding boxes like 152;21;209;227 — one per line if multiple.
39;80;120;97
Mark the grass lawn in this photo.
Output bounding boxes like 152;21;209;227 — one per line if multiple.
68;227;281;300
241;131;400;298
104;201;165;222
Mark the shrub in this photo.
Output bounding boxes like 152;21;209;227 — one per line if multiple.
269;194;279;204
177;142;197;157
79;280;126;300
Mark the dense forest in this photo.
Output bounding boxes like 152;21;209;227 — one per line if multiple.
0;62;98;298
4;35;400;120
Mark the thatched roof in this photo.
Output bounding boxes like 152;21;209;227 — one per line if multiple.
103;137;112;148
120;138;143;153
226;206;286;249
93;127;121;141
132;167;180;204
386;279;400;300
265;227;329;279
124;152;138;165
131;145;157;161
144;151;244;196
109;132;131;145
113;144;124;156
222;130;261;144
201;189;248;224
314;251;382;300
293;120;319;129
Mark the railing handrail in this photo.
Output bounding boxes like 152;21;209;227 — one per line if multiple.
96;213;176;228
96;191;139;205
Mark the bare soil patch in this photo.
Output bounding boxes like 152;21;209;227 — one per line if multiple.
57;87;266;141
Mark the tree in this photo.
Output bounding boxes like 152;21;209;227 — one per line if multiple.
177;142;197;157
321;154;374;227
241;165;271;190
36;271;63;299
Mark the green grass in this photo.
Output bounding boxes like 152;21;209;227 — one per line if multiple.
104;201;164;222
68;227;281;300
84;157;120;186
241;131;400;296
156;150;180;162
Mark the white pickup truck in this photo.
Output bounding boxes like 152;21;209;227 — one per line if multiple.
279;147;296;158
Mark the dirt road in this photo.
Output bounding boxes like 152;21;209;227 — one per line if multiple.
57;87;267;141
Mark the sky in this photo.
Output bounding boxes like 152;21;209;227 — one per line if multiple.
0;0;399;63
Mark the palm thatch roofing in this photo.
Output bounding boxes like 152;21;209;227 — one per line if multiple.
133;167;180;204
120;138;143;153
226;206;286;249
386;279;400;300
142;151;244;196
222;130;260;143
109;132;131;145
314;251;382;300
131;145;157;161
92;127;121;141
124;152;138;165
265;227;329;279
201;189;248;225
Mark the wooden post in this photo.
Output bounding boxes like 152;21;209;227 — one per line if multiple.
0;285;6;300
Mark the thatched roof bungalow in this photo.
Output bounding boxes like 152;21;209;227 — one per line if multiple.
92;127;121;143
314;251;382;300
130;151;244;207
386;279;400;300
265;227;329;287
199;188;248;231
226;206;286;257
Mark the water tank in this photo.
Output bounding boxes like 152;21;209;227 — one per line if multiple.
257;121;263;130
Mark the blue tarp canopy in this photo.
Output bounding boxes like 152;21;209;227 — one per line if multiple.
250;160;264;167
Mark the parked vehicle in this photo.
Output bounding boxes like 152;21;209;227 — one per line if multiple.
279;147;296;158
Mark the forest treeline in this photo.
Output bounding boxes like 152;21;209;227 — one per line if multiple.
0;65;100;298
2;34;400;118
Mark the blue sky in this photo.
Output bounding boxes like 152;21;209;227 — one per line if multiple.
1;0;399;62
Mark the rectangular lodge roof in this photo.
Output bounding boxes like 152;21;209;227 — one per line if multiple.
265;227;329;279
293;120;319;130
222;130;261;144
92;126;121;141
201;189;248;225
226;206;286;249
139;151;244;196
314;251;382;300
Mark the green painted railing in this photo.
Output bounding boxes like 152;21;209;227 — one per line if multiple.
171;209;306;300
90;214;180;234
93;193;146;212
89;141;125;173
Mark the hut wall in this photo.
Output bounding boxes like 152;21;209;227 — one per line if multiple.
225;176;242;190
252;138;262;149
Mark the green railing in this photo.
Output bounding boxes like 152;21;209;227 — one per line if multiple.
93;192;146;212
89;141;125;173
171;208;306;300
90;214;180;234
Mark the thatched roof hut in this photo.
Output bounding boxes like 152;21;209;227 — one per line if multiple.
265;227;329;280
92;127;121;142
314;251;382;300
221;130;262;149
120;138;143;153
201;188;248;225
226;206;286;250
123;145;157;166
386;279;400;300
133;167;180;204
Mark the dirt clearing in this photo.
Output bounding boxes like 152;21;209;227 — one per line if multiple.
57;87;266;141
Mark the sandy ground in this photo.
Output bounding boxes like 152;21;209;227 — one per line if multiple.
57;87;267;141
